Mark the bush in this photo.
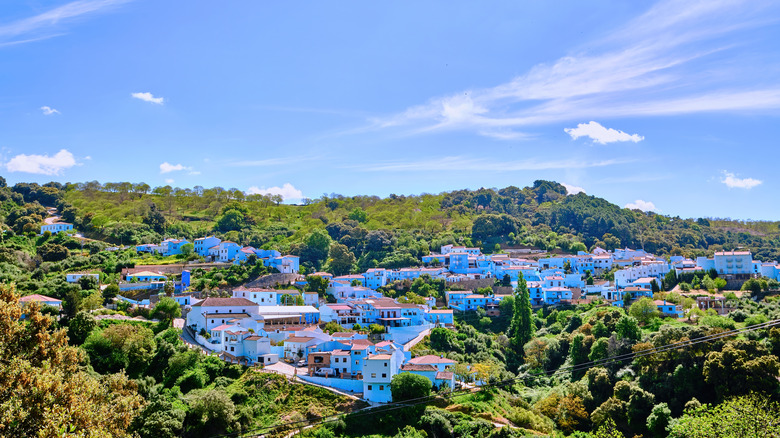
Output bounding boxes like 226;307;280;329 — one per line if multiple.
391;373;431;402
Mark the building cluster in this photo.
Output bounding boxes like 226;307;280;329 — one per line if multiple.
185;286;455;403
136;236;300;273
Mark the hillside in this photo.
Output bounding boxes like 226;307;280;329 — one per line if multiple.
6;179;780;275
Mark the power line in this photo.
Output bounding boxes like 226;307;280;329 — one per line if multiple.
214;318;780;438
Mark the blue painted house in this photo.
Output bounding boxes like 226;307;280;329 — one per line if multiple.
194;236;221;256
40;223;73;235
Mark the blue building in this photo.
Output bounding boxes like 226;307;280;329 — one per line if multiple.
194;236;221;256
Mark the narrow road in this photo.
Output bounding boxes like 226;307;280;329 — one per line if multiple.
403;328;431;351
180;325;211;354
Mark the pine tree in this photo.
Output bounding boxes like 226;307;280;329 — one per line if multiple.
512;273;534;351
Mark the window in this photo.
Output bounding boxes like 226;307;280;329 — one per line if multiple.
384;362;387;367
355;360;359;365
230;347;234;352
382;373;386;378
367;385;372;390
379;385;384;390
371;373;376;378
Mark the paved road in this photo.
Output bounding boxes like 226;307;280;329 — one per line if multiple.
403;328;431;351
180;325;210;353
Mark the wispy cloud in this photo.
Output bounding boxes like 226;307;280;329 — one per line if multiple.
625;199;657;212
159;162;189;174
356;156;632;172
132;92;164;105
5;149;78;175
370;0;780;138
40;106;60;115
164;178;174;184
247;183;304;202
565;121;643;144
721;171;762;189
0;0;129;45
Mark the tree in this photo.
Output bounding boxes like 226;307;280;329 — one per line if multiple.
390;373;432;402
299;229;332;269
67;310;97;345
702;339;780;399
82;290;104;312
668;394;780;438
215;209;248;232
143;203;167;233
348;207;368;223
511;273;534;352
622;291;632;308
646;402;671;438
615;315;641;342
103;283;120;301
38;242;69;262
327;243;356;276
185;389;237;436
501;274;511;287
629;297;660;324
163;280;175;297
181;243;194;256
0;285;144;436
305;275;329;295
153;297;182;327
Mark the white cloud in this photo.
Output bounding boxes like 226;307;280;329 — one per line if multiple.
5;148;77;175
159;162;187;173
562;183;586;195
369;0;780;138
565;121;644;144
625;199;657;212
246;183;304;202
721;171;762;189
164;178;174;184
40;106;60;115
132;92;164;105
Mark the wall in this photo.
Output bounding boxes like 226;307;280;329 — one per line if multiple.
388;324;432;344
297;375;364;393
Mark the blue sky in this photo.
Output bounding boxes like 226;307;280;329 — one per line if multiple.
1;0;780;219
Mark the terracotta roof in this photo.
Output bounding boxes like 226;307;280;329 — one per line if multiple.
368;354;392;360
285;336;315;343
195;297;258;307
245;335;264;341
401;364;437;371
331;332;354;338
428;310;453;314
436;371;454;380
408;355;456;365
20;294;61;303
211;324;235;331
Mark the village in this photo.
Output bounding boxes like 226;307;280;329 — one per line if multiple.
30;222;777;403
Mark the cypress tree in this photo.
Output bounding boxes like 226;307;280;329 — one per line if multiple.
512;273;534;351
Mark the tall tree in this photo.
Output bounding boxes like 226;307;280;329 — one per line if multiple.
512;273;534;352
0;285;144;436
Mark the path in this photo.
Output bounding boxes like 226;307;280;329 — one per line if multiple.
44;207;61;225
263;362;363;401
